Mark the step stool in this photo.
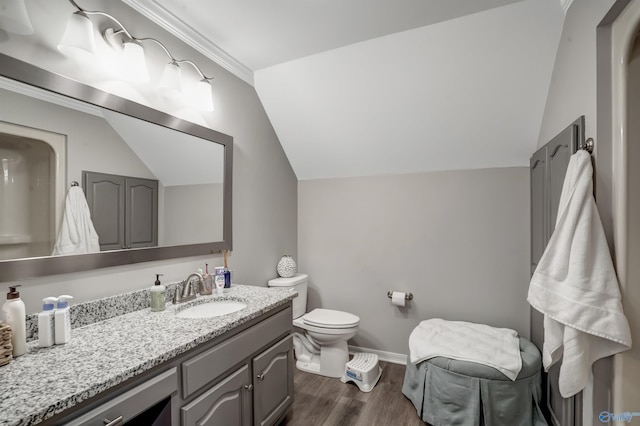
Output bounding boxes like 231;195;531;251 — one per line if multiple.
340;352;382;392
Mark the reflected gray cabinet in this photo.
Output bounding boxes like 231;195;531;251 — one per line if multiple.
530;116;583;426
83;171;158;251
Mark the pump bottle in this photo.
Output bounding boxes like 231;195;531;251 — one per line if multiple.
38;297;57;347
150;274;166;312
1;285;26;357
54;295;73;344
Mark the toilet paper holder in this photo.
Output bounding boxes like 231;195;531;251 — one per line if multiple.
387;291;413;300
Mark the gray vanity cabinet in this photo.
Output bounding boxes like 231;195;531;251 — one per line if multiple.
181;335;294;426
253;336;294;426
83;171;158;251
180;307;294;426
50;304;293;426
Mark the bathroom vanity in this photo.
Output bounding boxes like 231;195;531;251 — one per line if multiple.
0;285;296;426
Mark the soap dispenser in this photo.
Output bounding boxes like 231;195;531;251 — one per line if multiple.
150;274;166;312
1;285;26;357
38;297;57;348
54;295;73;345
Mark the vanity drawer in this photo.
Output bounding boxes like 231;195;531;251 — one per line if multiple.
64;367;177;426
181;306;292;399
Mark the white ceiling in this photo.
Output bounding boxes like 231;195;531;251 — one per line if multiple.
126;0;566;180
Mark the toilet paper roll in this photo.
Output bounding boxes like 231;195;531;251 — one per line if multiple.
391;291;406;307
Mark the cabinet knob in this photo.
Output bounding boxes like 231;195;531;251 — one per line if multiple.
257;373;265;381
244;384;253;391
103;416;123;426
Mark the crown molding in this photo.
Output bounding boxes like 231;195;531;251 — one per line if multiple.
123;0;255;86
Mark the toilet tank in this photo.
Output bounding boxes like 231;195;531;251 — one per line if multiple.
267;273;308;319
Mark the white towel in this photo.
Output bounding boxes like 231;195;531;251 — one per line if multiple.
409;318;522;381
528;150;632;398
52;186;100;256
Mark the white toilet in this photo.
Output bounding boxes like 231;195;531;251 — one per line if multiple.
268;273;360;378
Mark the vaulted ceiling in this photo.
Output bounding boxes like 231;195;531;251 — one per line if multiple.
125;0;566;180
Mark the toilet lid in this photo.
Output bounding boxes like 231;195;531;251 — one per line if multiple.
303;308;360;328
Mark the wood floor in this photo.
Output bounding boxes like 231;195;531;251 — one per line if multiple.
279;361;427;426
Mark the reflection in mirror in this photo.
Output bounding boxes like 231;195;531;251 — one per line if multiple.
0;54;232;282
0;83;224;261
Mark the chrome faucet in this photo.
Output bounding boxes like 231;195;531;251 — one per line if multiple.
174;272;203;304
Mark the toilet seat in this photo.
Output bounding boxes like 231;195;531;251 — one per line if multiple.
301;308;360;329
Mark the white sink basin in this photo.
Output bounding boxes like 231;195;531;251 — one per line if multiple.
175;300;247;319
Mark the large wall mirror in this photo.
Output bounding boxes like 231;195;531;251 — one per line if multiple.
0;53;232;282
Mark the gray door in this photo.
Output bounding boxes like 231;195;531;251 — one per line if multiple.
530;116;584;426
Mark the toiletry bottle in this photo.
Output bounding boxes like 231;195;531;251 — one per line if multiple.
54;295;73;345
214;267;225;294
38;297;57;348
223;268;231;288
222;250;231;288
1;285;26;357
202;263;213;295
150;274;166;312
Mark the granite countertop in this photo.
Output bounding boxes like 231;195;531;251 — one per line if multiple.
0;284;296;426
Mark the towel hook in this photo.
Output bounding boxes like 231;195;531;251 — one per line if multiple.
581;138;594;154
70;181;79;187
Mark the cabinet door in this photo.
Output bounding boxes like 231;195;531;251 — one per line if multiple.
83;171;125;251
529;116;582;426
253;335;293;426
126;177;158;248
181;365;252;426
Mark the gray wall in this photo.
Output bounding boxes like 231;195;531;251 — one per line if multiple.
0;1;297;313
298;167;530;355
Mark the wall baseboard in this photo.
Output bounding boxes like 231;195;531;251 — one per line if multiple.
348;345;408;365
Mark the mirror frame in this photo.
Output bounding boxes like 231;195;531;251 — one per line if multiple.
0;53;233;282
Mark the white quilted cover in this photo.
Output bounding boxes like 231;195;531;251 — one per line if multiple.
409;318;522;381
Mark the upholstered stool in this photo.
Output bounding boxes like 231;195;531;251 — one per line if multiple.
402;337;547;426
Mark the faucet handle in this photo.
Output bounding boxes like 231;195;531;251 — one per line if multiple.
186;273;203;297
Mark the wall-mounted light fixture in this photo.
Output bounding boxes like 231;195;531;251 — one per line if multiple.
57;0;215;111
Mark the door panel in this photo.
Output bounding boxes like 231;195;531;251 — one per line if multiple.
530;116;584;426
83;172;125;251
126;177;158;248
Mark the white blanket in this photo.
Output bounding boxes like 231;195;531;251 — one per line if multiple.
52;186;100;256
528;150;632;398
409;318;522;381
